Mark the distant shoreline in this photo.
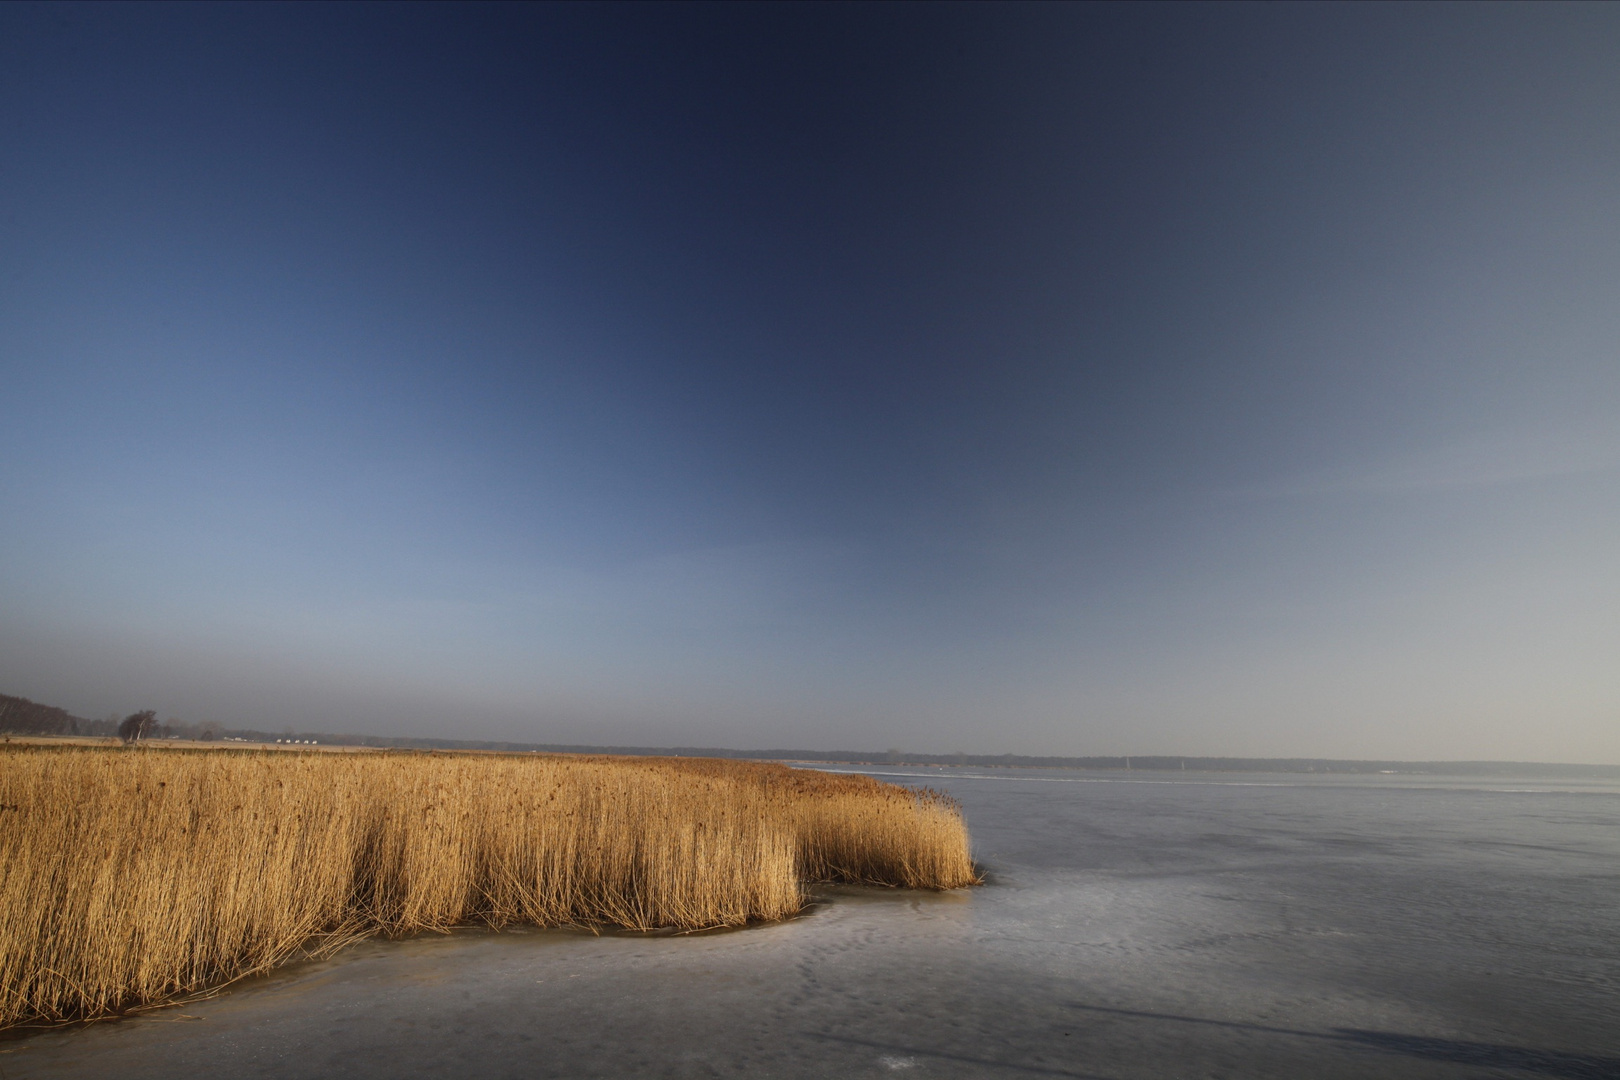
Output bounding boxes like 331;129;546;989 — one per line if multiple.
6;689;1616;779
3;735;1615;781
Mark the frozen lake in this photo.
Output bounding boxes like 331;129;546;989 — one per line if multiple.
6;766;1618;1078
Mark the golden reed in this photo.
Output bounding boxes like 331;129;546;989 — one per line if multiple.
0;745;977;1026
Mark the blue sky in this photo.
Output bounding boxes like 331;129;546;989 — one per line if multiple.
2;4;1617;760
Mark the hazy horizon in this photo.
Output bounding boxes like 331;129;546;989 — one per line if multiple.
3;4;1618;763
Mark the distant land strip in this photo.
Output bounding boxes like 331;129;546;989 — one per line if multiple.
3;691;1616;779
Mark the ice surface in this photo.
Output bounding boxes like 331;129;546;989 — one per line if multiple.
5;768;1617;1078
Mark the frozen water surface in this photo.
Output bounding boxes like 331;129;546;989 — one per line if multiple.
5;768;1618;1078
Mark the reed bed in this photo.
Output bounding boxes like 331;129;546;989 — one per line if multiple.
0;745;977;1026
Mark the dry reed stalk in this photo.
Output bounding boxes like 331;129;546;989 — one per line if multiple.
0;746;977;1026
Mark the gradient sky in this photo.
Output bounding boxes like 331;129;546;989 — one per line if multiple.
3;3;1618;761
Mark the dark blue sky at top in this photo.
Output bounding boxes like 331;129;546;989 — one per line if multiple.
3;3;1618;759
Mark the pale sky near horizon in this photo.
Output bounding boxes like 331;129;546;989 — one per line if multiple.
2;4;1618;761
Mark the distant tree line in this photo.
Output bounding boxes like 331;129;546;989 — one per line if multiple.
0;694;220;742
0;694;112;737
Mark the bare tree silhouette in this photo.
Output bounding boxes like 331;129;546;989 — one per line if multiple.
117;710;156;745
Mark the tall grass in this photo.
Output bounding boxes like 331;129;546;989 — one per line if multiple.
0;746;976;1026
